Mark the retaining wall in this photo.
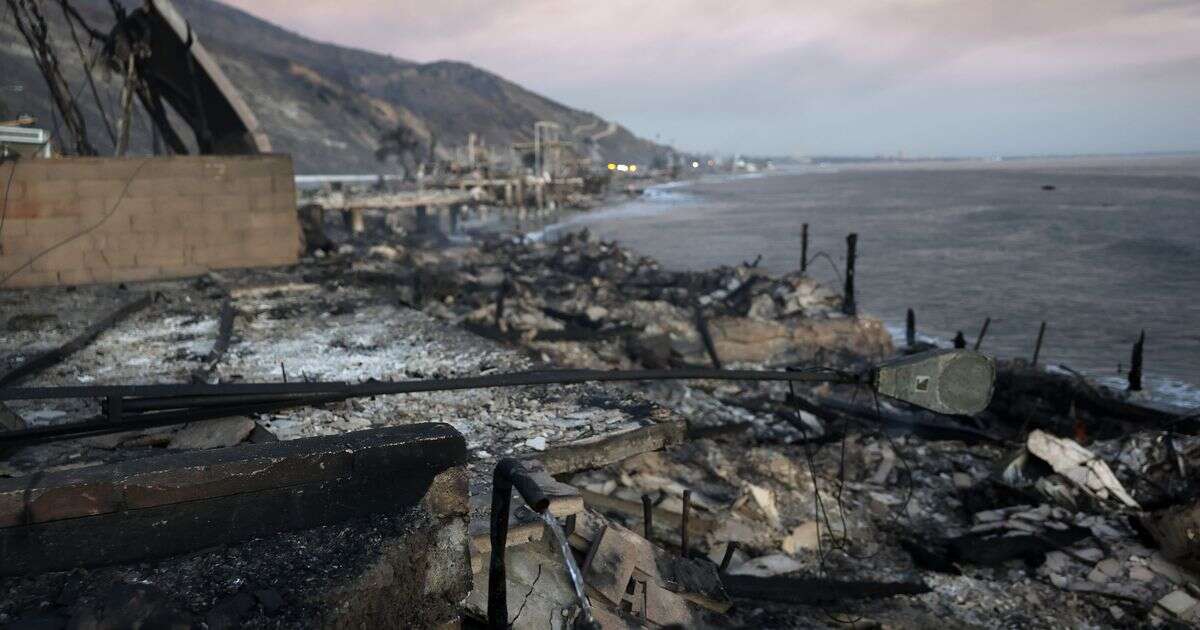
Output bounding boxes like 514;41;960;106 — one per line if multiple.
0;154;300;288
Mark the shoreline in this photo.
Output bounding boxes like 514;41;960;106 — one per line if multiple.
559;169;1200;410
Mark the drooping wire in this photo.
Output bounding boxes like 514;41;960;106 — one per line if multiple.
784;371;920;624
0;157;153;287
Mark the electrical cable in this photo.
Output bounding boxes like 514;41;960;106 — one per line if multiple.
0;366;860;447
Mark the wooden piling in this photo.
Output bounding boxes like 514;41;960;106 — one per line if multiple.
1128;330;1145;392
974;317;991;351
800;224;809;275
905;308;916;347
953;331;966;349
1032;322;1047;366
841;233;857;316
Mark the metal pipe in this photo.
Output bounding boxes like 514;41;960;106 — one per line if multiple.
488;458;551;630
118;392;318;413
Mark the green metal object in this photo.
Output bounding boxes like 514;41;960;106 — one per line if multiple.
873;349;996;416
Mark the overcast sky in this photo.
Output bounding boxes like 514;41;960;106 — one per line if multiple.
222;0;1200;157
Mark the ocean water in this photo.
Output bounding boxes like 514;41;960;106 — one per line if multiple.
558;155;1200;408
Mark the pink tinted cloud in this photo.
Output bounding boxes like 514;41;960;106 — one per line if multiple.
217;0;1200;155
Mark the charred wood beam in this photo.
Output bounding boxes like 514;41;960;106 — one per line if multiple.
722;575;929;604
806;393;1008;444
990;365;1185;438
0;294;151;388
0;423;466;576
974;317;991;351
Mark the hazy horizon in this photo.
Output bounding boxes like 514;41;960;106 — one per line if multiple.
222;0;1200;158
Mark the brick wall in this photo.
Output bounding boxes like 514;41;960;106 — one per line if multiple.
0;154;301;288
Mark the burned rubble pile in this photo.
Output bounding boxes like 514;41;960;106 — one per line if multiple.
319;225;1200;627
1;214;1199;627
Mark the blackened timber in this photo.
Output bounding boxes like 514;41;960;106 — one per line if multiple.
0;294;151;387
841;233;857;316
693;305;723;369
808;393;1007;444
722;575;929;604
800;224;809;274
905;308;916;347
0;423;466;576
975;317;991;351
1032;321;1047;365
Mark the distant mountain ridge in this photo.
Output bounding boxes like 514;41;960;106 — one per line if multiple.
0;0;668;173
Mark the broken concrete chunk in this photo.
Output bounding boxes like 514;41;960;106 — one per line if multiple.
1086;558;1122;583
1129;565;1156;582
725;553;805;578
169;417;256;450
734;484;782;529
1025;430;1139;509
1157;589;1199;619
781;522;820;554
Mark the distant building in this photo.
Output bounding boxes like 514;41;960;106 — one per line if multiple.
0;125;52;160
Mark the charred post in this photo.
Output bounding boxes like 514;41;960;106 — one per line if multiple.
1032;321;1047;366
842;233;857;316
800;223;809;275
693;305;723;369
974;317;991;351
905;308;916;347
1128;330;1145;392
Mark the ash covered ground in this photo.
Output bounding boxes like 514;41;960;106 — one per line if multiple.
2;208;1199;628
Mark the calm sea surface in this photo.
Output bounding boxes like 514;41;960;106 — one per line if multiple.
553;155;1200;408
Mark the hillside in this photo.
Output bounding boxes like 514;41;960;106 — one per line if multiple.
0;0;668;173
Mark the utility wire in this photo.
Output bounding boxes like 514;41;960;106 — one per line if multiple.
0;367;860;446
